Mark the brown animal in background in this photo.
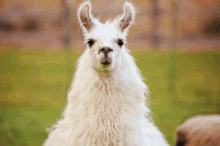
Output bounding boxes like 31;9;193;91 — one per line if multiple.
176;115;220;146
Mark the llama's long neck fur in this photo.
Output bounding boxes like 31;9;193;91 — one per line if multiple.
61;48;150;145
44;2;169;145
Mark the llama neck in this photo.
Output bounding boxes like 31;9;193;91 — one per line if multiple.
66;69;145;120
62;49;150;146
66;49;148;117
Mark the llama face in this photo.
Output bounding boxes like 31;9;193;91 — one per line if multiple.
84;24;125;72
78;2;135;72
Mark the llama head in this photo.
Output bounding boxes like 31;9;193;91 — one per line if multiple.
77;1;135;73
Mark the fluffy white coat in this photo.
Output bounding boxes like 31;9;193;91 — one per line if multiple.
44;2;168;146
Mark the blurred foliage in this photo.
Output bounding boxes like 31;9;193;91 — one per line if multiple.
0;47;220;146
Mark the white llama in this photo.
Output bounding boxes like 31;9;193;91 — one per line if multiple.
44;2;168;146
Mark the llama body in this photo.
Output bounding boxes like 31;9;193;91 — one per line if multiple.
176;115;220;146
44;2;168;146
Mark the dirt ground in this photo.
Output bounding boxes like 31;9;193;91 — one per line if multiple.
0;0;219;51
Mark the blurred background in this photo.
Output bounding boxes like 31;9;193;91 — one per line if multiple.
0;0;219;145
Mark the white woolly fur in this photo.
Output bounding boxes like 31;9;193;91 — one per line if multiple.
44;1;168;146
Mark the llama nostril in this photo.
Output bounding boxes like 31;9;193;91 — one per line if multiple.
98;47;113;55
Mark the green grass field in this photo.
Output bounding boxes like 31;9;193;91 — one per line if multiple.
0;47;220;146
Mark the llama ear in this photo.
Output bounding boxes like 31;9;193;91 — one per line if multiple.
117;2;135;32
77;1;95;32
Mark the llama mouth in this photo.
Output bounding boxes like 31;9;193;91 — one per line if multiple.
101;60;111;66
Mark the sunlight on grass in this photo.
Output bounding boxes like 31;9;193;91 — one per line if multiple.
0;47;220;146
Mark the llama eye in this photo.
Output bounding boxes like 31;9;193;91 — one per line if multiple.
117;39;124;47
87;39;95;48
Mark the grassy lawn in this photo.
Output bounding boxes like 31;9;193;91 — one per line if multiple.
0;47;220;146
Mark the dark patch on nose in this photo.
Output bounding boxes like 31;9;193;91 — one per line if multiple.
101;60;111;65
98;47;113;57
176;141;186;146
176;131;187;146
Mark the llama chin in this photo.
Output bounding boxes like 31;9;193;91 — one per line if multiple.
44;2;169;146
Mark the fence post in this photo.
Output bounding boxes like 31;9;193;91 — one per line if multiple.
61;0;75;97
151;0;161;49
168;0;178;92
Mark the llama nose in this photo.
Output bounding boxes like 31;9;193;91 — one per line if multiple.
98;47;113;57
